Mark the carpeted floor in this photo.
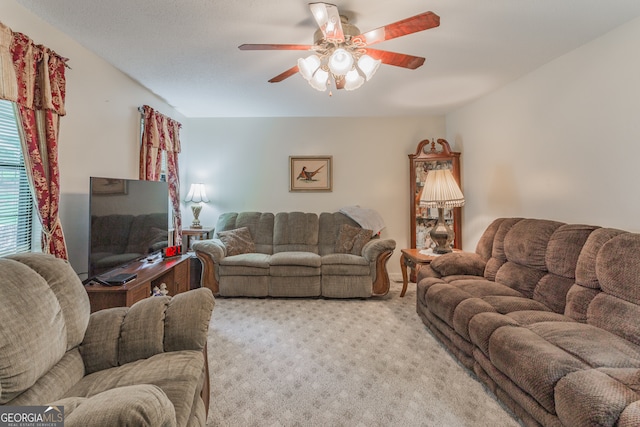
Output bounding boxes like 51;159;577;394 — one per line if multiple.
205;281;523;427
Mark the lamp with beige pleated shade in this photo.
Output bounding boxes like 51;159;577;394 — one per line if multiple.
419;169;464;254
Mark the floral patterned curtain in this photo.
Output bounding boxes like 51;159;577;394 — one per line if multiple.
139;105;182;245
1;22;69;259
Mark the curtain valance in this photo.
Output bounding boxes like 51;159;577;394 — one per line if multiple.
140;104;182;153
0;22;68;115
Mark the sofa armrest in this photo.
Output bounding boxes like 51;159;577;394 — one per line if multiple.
191;238;226;262
429;251;486;277
362;238;396;262
80;288;214;375
193;239;226;294
51;384;176;427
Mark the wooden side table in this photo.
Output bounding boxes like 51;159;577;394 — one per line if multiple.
182;226;215;253
399;249;440;297
400;248;462;297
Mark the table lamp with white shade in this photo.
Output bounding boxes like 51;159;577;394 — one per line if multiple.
419;169;464;254
184;183;209;229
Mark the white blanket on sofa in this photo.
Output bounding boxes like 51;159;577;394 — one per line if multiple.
339;206;386;236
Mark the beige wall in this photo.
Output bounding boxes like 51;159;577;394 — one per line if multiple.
181;117;446;277
446;15;640;250
8;0;640;281
4;1;186;275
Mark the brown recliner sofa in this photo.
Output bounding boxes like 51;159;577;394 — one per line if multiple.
416;218;640;427
0;253;215;426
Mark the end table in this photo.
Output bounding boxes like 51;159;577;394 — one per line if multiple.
399;248;460;297
182;226;215;253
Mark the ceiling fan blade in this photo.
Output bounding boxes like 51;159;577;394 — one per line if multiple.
239;44;313;51
365;48;425;69
355;11;440;46
268;65;300;83
309;2;344;42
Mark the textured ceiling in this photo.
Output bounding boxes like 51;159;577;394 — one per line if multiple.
14;0;640;118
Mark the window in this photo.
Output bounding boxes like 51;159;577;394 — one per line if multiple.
0;100;40;257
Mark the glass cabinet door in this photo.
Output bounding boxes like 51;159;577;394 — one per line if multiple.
409;139;462;250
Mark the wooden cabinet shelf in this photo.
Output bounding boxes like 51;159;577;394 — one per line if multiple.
409;138;462;250
84;254;194;312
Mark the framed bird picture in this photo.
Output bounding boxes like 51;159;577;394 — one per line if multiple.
289;156;332;192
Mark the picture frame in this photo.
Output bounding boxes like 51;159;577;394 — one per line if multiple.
289;156;332;192
91;177;128;195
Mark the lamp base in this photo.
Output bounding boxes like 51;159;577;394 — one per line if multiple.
430;207;454;254
190;204;203;229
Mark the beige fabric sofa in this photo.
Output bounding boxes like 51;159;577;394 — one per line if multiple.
417;218;640;427
193;211;396;298
0;253;215;427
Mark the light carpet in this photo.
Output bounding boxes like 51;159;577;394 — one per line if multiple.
205;282;522;427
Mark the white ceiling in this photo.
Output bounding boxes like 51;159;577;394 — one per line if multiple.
14;0;640;118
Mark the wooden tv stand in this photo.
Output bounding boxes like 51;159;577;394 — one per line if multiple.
84;254;194;313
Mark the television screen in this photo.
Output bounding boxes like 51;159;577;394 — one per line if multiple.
88;177;170;279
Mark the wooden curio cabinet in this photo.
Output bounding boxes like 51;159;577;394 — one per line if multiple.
409;138;462;251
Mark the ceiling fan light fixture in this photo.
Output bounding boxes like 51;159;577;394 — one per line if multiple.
328;48;354;76
357;54;381;81
298;55;321;81
344;69;364;91
309;68;329;91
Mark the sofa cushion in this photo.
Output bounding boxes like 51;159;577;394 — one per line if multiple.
489;326;588;414
63;350;204;427
217;227;256;256
334;224;372;255
219;253;271;276
56;384;177;427
528;321;640;369
321;254;370;276
269;251;321;267
555;368;640;427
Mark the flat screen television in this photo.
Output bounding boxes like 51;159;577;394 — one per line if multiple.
88;177;170;279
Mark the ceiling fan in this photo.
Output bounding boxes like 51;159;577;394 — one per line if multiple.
239;2;440;92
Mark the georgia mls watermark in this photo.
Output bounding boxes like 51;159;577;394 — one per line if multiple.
0;406;64;427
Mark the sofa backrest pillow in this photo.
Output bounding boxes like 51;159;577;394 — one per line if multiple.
273;212;319;254
587;232;640;346
0;254;90;403
318;212;362;256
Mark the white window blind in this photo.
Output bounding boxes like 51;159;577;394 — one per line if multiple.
0;100;37;257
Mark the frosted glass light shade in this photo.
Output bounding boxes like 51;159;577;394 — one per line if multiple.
309;68;329;91
298;55;321;81
328;48;354;75
185;183;209;203
357;54;381;81
419;169;464;208
344;69;364;91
